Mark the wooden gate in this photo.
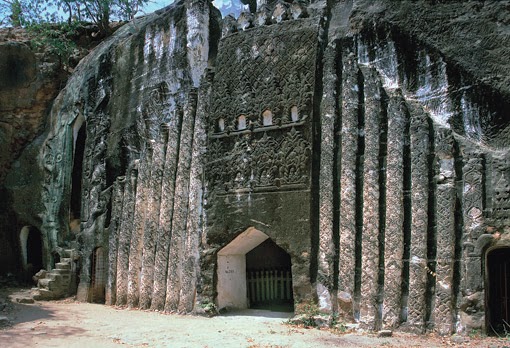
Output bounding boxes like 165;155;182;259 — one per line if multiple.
90;247;106;303
247;269;292;307
487;248;510;334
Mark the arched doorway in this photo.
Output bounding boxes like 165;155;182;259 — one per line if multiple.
486;247;510;335
19;226;44;277
246;239;293;311
90;247;107;303
216;227;294;312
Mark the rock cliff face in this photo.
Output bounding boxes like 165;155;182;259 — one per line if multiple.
0;30;68;276
3;0;510;336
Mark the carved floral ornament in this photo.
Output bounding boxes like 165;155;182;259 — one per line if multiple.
206;127;310;193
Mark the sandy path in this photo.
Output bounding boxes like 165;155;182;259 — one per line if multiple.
0;299;506;347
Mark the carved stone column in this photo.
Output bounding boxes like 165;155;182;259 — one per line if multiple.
115;164;138;306
317;43;339;310
338;52;359;319
459;145;486;330
179;88;205;313
407;104;430;331
106;176;125;305
383;91;407;328
165;92;198;312
151;110;183;311
360;66;382;329
128;148;153;308
139;135;167;309
432;127;456;335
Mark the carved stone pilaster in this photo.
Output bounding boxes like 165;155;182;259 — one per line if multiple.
432;127;456;335
165;92;198;312
150;111;183;311
383;91;407;328
105;177;125;305
359;67;382;329
338;52;359;319
407;104;430;331
317;43;339;311
115;164;138;306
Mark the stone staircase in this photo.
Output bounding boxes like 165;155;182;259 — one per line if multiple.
31;249;77;301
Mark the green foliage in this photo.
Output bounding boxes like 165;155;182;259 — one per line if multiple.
27;21;79;65
0;0;149;36
9;0;22;26
290;299;320;327
200;301;218;316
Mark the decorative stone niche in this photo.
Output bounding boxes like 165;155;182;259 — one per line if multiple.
262;109;273;126
217;118;225;132
216;227;294;311
290;106;299;122
237;115;247;130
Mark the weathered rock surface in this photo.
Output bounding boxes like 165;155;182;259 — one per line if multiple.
0;31;68;276
1;0;509;337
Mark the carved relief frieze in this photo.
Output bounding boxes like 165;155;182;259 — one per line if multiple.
206;127;310;194
205;18;317;195
491;153;510;225
210;18;318;136
141;82;171;141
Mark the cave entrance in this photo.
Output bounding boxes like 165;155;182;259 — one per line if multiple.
246;239;293;311
217;227;293;312
19;226;44;278
90;247;107;303
70;117;86;225
487;248;510;335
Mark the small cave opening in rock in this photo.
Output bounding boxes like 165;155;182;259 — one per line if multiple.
52;252;60;269
487;248;510;335
20;226;44;279
89;246;107;304
70;120;86;222
216;228;294;314
246;239;293;312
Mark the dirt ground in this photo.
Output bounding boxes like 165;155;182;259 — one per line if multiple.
0;287;509;348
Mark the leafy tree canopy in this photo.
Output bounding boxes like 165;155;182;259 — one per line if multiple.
0;0;149;35
0;0;149;70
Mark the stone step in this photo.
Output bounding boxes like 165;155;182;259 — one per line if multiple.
32;288;54;301
47;272;71;285
51;268;70;275
55;262;71;270
60;258;72;263
57;273;71;283
47;273;63;281
38;278;55;290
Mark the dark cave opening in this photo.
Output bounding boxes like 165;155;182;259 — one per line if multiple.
246;239;293;312
26;226;44;276
487;248;510;335
71;121;87;221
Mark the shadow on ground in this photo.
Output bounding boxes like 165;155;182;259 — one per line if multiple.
221;308;294;319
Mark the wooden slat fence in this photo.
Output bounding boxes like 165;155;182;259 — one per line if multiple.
247;269;292;304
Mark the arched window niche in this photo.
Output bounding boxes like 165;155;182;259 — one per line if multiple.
237;115;247;130
290;106;299;122
262;109;273;126
217;118;225;132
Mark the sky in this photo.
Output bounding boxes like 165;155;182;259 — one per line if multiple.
0;0;245;27
143;0;246;18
